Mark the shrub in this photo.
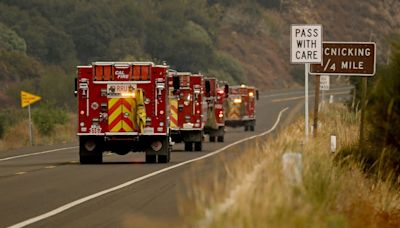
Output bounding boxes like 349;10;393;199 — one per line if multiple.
366;40;400;174
0;108;25;138
32;103;68;136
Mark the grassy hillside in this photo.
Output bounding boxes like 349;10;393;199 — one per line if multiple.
1;0;399;104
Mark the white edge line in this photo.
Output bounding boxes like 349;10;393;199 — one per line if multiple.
8;107;289;228
0;147;79;162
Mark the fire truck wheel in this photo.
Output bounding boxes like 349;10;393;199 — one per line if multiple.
79;137;103;164
184;142;193;151
158;154;169;163
217;136;224;142
158;145;171;163
80;152;102;164
209;136;216;142
250;125;255;131
145;155;157;163
194;142;202;151
244;125;249;131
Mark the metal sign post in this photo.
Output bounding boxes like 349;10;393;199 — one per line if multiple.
290;24;323;142
313;75;320;137
28;104;33;146
305;64;309;140
21;91;41;146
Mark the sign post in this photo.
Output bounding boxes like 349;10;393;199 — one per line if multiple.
21;91;41;146
310;42;376;148
290;24;323;141
313;75;320;137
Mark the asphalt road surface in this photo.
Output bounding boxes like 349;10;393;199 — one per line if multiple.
0;87;352;228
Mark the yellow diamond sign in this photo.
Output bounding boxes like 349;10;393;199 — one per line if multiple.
21;91;41;108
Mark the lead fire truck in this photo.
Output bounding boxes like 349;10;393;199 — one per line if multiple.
203;77;229;142
168;72;204;151
225;85;258;131
75;62;171;164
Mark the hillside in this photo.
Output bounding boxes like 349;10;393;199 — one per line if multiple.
0;0;399;107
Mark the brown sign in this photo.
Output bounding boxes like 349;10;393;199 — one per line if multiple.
310;42;376;76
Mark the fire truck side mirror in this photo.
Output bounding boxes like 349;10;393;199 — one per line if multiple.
205;80;211;94
256;90;259;100
173;76;180;92
74;78;78;97
224;84;229;98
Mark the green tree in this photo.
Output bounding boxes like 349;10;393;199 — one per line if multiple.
363;40;400;174
0;23;26;53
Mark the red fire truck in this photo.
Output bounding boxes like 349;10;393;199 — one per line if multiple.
204;77;229;142
225;85;258;131
168;72;204;151
75;62;171;164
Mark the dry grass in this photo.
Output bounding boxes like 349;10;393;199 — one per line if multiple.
180;104;400;227
0;113;77;151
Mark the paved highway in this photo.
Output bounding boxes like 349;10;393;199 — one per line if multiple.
0;88;351;228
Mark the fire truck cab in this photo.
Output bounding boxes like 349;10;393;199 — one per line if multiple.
75;62;171;164
225;85;258;131
168;72;204;151
204;77;229;142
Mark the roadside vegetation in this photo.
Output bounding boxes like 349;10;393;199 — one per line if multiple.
181;103;400;227
180;40;400;227
0;106;76;151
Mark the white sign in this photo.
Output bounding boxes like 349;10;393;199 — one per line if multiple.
290;24;323;64
320;75;330;91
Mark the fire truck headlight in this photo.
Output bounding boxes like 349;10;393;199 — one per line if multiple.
249;92;254;97
218;111;224;118
121;92;135;98
159;122;164;127
80;122;85;127
233;98;242;103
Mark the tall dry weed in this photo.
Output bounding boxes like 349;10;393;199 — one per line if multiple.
181;104;400;227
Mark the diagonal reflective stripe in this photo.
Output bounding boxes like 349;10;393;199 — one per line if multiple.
108;98;122;115
109;115;123;132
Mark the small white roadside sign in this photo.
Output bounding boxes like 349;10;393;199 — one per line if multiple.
320;75;330;91
290;24;323;64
